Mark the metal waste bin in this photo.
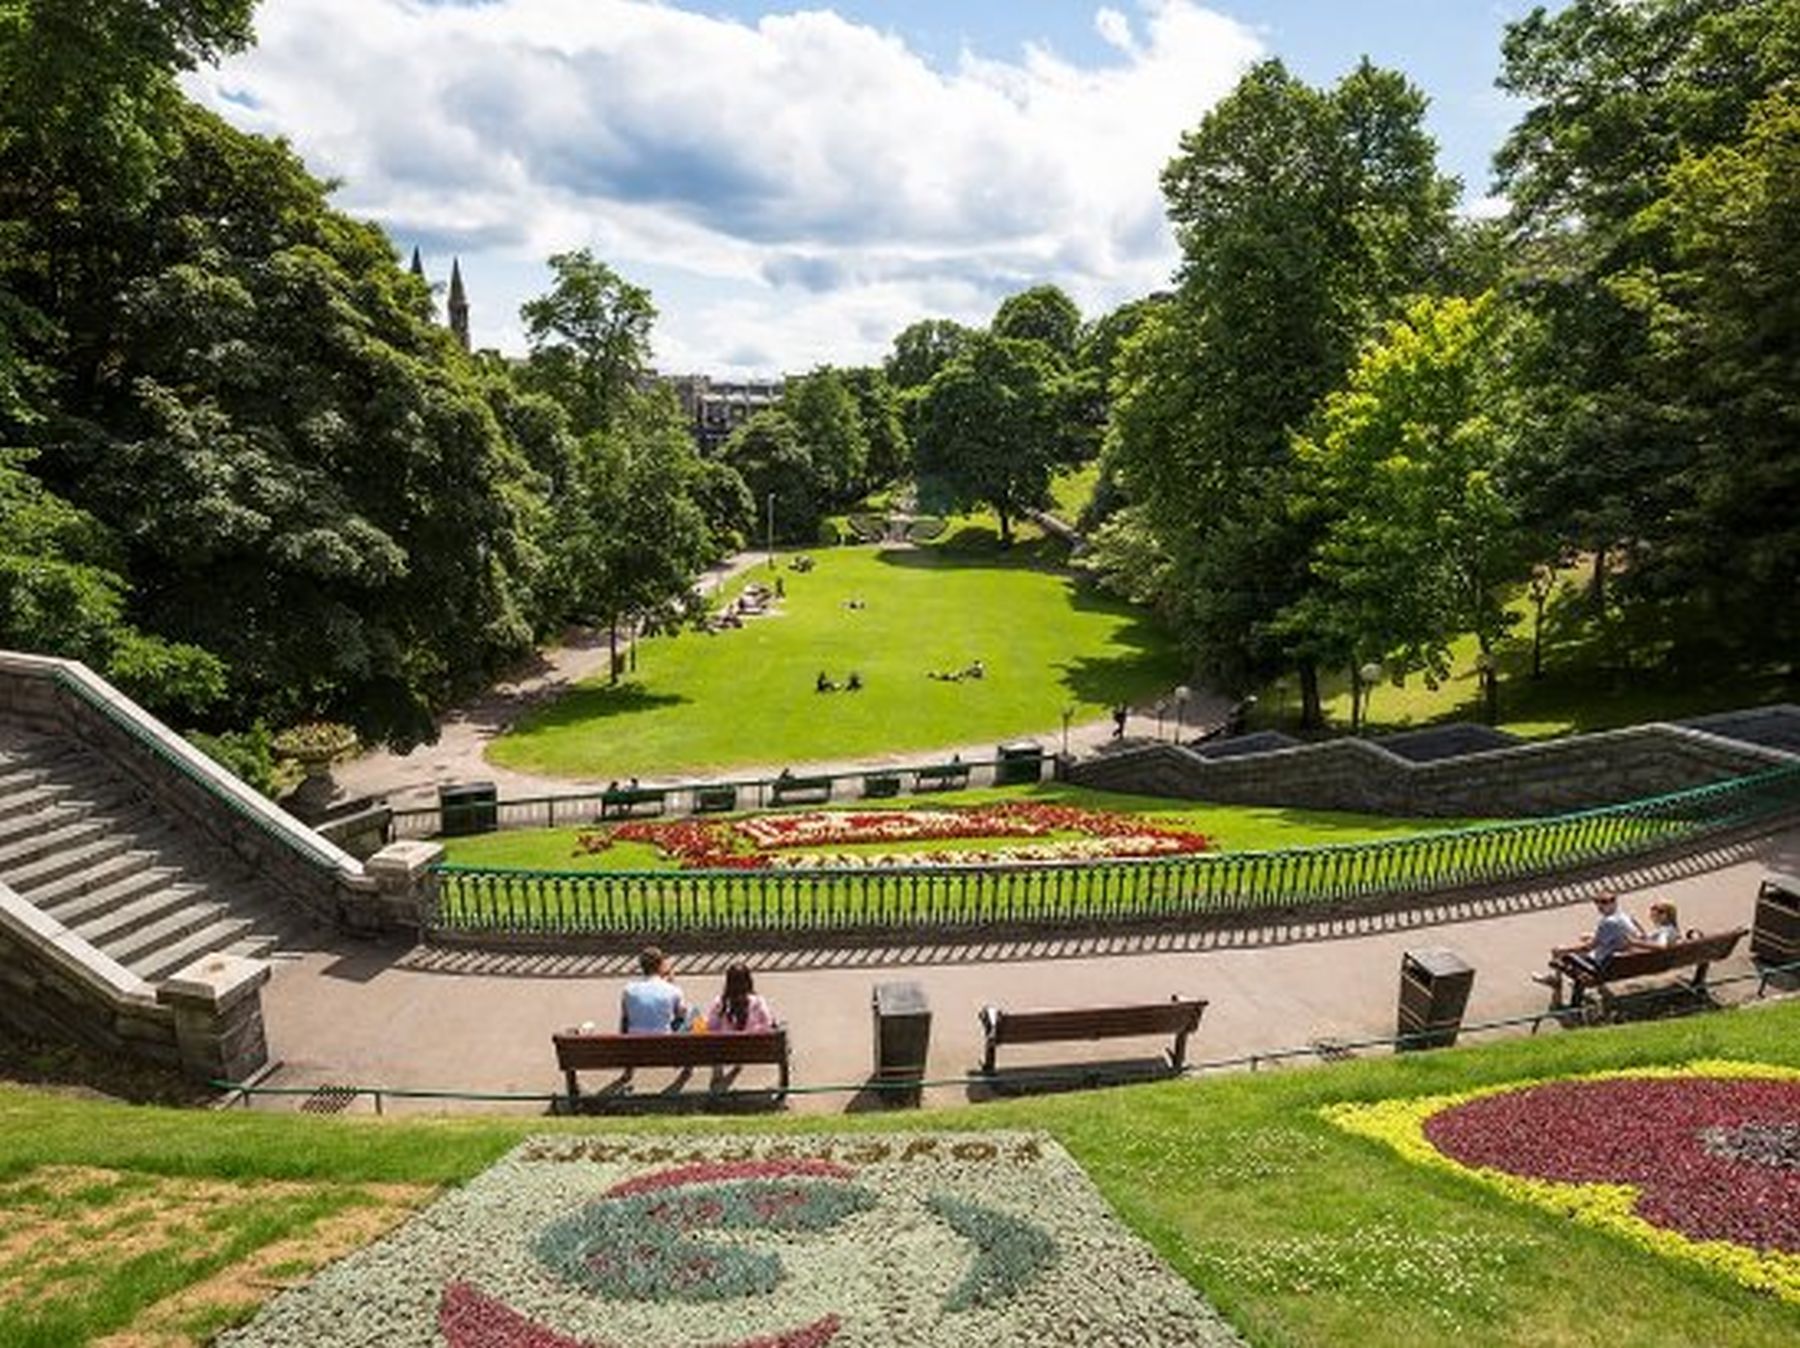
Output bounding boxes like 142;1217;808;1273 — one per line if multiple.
439;781;498;836
871;980;931;1105
1397;947;1475;1051
994;740;1045;786
1753;872;1800;968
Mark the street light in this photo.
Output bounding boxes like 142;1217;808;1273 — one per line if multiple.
1173;685;1192;742
1061;704;1075;758
1356;660;1383;734
766;491;776;570
1155;698;1169;742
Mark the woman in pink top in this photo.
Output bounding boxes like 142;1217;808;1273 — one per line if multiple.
704;963;775;1033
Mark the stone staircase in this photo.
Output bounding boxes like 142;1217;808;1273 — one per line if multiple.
0;723;307;983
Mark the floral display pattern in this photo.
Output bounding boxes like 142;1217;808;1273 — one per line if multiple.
217;1133;1242;1348
580;804;1209;871
1324;1060;1800;1303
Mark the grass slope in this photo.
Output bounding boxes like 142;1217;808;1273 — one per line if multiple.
4;1003;1800;1345
489;544;1184;780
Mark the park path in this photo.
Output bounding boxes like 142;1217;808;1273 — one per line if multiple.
251;828;1799;1115
333;546;1225;807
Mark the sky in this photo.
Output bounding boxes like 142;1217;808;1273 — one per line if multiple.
185;0;1556;376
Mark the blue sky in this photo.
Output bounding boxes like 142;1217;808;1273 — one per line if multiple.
189;1;1555;374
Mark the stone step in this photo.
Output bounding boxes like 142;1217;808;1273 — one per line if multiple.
21;846;165;910
0;764;53;794
132;918;263;984
39;861;183;927
0;816;110;871
2;832;138;892
0;782;77;823
103;896;240;969
72;881;216;949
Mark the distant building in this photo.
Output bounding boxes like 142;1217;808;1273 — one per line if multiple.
409;248;471;352
662;373;786;455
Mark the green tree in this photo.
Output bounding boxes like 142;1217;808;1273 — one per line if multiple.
1102;58;1455;718
840;365;909;485
883;318;974;391
520;249;656;437
725;411;822;545
993;285;1082;361
912;333;1063;547
1281;295;1536;725
782;366;868;504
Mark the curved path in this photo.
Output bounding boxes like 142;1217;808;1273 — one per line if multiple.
253;827;1798;1115
333;547;1226;807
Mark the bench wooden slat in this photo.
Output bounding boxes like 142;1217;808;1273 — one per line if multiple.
979;997;1207;1076
1569;929;1747;988
553;1028;790;1107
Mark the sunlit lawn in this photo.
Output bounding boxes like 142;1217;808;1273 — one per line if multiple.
5;1003;1799;1345
488;542;1185;780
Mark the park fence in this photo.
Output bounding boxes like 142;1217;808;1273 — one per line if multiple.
427;765;1800;941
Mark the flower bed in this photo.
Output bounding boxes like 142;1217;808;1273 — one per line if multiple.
1324;1060;1800;1303
581;804;1208;871
218;1133;1241;1347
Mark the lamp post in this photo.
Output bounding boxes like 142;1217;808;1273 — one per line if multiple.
1355;660;1383;734
1061;704;1075;758
1155;698;1169;742
766;492;776;570
1173;685;1191;743
1475;649;1497;726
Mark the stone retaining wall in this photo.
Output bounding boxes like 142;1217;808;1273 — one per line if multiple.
1068;716;1800;816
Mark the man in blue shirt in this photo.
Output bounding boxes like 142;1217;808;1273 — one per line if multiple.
620;946;688;1033
1533;893;1643;1009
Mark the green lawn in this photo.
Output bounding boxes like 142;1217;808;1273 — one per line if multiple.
1047;460;1100;524
439;782;1482;871
4;1003;1799;1345
489;544;1185;780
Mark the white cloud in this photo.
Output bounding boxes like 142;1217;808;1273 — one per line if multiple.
185;0;1264;373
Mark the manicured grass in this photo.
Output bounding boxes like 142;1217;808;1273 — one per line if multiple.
439;782;1483;872
488;544;1185;780
4;1003;1799;1345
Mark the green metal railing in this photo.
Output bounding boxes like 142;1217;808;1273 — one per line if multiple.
429;764;1800;939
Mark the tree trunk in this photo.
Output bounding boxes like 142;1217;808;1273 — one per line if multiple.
1298;662;1322;730
608;619;620;684
1590;547;1607;616
997;507;1013;548
1532;592;1547;680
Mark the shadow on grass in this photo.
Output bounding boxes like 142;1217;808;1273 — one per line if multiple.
505;680;688;738
874;535;1070;573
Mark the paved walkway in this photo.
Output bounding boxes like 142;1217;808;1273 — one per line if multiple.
250;828;1799;1116
332;546;1226;807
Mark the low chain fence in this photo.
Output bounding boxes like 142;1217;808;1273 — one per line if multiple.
428;765;1800;940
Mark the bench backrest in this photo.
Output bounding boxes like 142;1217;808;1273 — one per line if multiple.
989;999;1207;1045
1594;928;1747;982
554;1028;787;1070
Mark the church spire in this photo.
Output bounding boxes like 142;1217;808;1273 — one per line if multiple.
447;257;470;352
409;245;425;279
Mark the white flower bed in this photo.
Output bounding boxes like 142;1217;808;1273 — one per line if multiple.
219;1132;1242;1348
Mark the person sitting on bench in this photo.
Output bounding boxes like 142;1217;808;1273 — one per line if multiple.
1641;900;1682;947
1532;893;1642;1005
701;963;775;1034
620;946;689;1033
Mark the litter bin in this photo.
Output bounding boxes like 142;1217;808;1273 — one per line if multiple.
1753;872;1800;968
871;980;931;1106
994;740;1045;786
1397;947;1474;1051
439;781;498;837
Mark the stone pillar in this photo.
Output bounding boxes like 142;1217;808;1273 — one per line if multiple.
157;954;272;1084
361;840;445;933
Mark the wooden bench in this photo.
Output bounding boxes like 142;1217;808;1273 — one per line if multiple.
862;772;902;799
694;785;738;813
770;775;833;805
978;996;1207;1077
552;1028;790;1110
1538;928;1748;1027
599;787;666;820
914;762;970;792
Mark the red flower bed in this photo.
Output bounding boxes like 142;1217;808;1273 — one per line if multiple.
439;1283;842;1347
578;803;1208;870
1423;1078;1800;1252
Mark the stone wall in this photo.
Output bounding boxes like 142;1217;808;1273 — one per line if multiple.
1069;716;1800;816
0;651;415;930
